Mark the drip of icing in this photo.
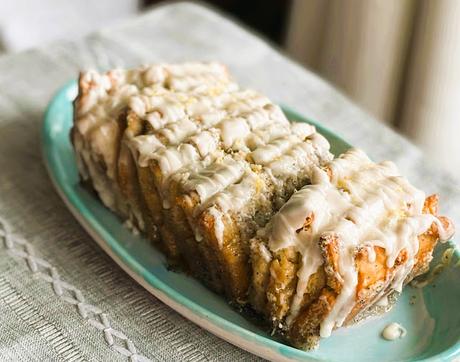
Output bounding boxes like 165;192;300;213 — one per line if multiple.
219;117;251;149
250;135;299;165
200;110;227;127
131;92;187;121
88;121;120;179
365;244;377;263
208;207;225;248
184;158;245;203
382;323;407;340
129;96;148;117
245;108;273;129
257;242;273;263
130;134;164;167
154;144;200;177
190;130;219;158
142;65;167;84
246;122;290;150
290;122;316;139
203;172;260;213
267;135;331;179
376;295;389;307
160;117;198;145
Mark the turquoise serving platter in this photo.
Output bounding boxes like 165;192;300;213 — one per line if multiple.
42;81;460;362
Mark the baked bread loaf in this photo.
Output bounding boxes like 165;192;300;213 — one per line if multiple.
71;62;333;302
71;62;454;349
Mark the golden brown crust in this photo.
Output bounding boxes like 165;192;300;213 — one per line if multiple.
319;234;342;293
266;247;299;323
288;289;335;349
249;239;272;314
157;179;186;264
198;208;249;302
346;246;407;324
118;112;159;242
178;193;225;293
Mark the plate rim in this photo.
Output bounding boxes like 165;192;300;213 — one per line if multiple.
42;80;460;362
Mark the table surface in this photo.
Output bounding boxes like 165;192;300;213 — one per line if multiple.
0;2;458;361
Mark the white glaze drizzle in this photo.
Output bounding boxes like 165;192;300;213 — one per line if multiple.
131;89;324;218
131;135;164;167
74;62;229;180
267;133;331;180
266;148;454;337
189;130;220;157
202;171;262;214
74;64;455;348
73;63;233;227
246;122;290;150
375;295;389;307
154;144;200;177
219;117;251;149
184;157;246;203
250;135;300;165
208;206;225;247
159;117;198;145
382;323;407;340
128;85;286;177
258;242;273;263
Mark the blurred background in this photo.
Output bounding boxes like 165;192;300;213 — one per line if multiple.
1;0;459;177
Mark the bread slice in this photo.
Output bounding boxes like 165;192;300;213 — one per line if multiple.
249;148;454;349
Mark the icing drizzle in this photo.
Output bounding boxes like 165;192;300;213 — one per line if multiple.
267;148;454;337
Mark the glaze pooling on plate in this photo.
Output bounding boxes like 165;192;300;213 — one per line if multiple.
43;81;460;362
382;323;407;341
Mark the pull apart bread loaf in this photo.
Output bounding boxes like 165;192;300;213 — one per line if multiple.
71;62;333;303
250;148;454;348
72;62;454;349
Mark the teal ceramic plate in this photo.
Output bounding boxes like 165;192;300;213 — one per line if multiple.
42;81;460;362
